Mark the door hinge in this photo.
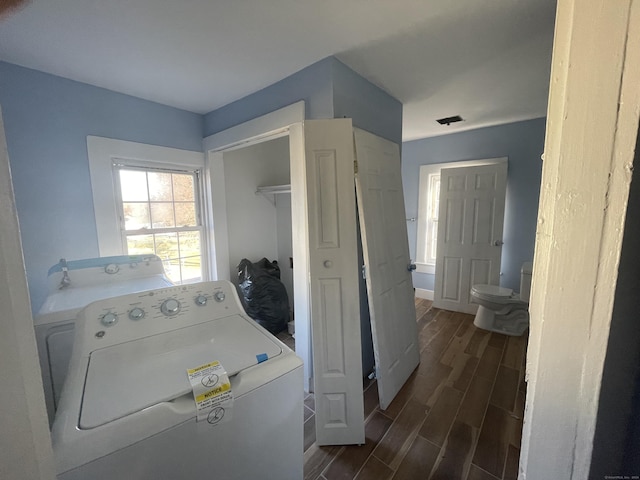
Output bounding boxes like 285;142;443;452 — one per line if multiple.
354;159;358;174
362;265;366;280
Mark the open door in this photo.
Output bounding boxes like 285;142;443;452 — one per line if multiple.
353;128;420;410
303;119;365;446
433;162;507;313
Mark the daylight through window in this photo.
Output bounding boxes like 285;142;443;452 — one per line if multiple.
424;173;440;265
116;166;203;284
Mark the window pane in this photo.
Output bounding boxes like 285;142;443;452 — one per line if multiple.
178;231;200;258
429;220;438;261
173;174;194;201
123;203;150;230
180;256;202;283
126;234;154;255
175;202;197;226
150;202;175;228
154;233;179;261
429;175;441;219
162;258;181;283
148;172;173;201
118;166;203;286
119;170;148;201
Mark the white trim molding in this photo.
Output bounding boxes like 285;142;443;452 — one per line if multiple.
203;101;305;153
521;2;640;479
414;288;434;300
201;102;312;392
0;108;56;478
87;136;204;257
202;102;305;283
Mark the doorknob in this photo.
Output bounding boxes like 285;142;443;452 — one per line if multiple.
407;263;417;272
493;240;504;246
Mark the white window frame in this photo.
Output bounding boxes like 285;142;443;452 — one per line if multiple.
416;157;507;274
87;136;209;279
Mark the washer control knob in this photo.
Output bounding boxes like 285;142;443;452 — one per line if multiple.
213;291;226;303
101;312;118;327
105;263;119;274
195;295;208;306
161;298;181;316
128;307;145;320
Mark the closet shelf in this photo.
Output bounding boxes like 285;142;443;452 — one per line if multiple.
256;184;291;195
256;184;291;205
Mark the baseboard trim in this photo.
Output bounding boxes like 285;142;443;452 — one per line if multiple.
415;288;434;300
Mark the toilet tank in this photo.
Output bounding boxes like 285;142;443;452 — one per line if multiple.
520;262;533;302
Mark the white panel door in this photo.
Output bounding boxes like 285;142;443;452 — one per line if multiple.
433;162;508;313
353;128;420;411
304;119;365;446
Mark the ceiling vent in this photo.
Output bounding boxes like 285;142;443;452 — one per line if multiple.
436;115;464;126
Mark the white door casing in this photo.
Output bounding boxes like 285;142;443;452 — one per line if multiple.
202;103;315;391
304;119;365;446
0;107;56;478
433;161;508;314
353;128;420;410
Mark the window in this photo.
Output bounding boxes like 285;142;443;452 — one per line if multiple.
87;136;208;281
115;165;203;284
423;173;440;266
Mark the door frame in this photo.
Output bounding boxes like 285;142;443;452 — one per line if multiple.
521;1;640;478
0;106;56;477
202;102;314;391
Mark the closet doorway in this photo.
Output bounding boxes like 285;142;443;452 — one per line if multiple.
204;104;419;447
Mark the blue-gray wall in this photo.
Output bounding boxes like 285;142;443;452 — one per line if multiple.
402;118;546;292
0;61;204;312
203;57;334;136
331;59;403;145
0;56;401;315
204;57;403;145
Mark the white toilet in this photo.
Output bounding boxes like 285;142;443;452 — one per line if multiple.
470;262;533;336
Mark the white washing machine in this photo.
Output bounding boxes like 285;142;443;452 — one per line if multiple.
51;280;303;480
34;255;173;425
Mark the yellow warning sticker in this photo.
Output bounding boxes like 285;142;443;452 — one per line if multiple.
195;382;231;403
187;361;219;375
187;361;234;425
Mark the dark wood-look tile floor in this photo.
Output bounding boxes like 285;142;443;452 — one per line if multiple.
302;298;528;480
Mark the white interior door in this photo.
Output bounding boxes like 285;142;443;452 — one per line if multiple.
303;119;365;446
353;128;420;411
433;162;508;313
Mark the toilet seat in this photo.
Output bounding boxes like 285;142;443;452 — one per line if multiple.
471;284;524;304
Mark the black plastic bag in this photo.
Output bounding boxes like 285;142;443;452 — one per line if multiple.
237;258;290;335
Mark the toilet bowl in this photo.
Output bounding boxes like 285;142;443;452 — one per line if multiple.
470;262;532;336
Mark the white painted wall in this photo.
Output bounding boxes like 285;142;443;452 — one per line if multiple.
521;1;640;479
0;108;55;479
223;137;291;284
276;193;294;312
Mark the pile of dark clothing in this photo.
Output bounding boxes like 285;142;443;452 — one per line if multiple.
237;258;290;335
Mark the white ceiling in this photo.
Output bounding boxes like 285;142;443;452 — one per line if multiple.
0;0;556;141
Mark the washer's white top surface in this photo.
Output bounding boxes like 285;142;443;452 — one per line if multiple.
80;314;282;429
36;255;171;326
471;284;515;300
35;276;172;324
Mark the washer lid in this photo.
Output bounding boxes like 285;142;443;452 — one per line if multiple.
79;315;282;429
471;284;514;299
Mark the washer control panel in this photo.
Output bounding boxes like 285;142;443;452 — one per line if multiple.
76;281;244;353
